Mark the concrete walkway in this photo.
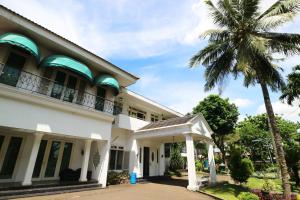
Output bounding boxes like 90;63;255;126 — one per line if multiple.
15;178;217;200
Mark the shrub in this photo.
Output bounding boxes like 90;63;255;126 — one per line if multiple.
228;148;254;183
262;179;276;192
195;160;203;171
169;143;184;171
237;192;259;200
107;171;129;185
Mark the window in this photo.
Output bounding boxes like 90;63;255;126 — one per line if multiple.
139;147;142;163
164;143;171;158
157;149;159;163
0;52;26;87
109;146;129;170
151;114;159;122
0;137;23;179
128;107;146;120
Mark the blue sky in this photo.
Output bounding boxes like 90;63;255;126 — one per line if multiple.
1;0;299;122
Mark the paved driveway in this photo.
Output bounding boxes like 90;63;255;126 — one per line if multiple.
15;178;216;200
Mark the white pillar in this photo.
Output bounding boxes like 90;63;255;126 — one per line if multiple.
80;139;92;182
98;140;110;187
185;133;199;191
208;143;217;184
129;138;140;176
21;133;43;185
159;143;165;176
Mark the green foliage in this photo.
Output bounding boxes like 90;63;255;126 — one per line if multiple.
195;159;203;171
237;192;259;200
169;143;184;171
262;179;276;192
228;148;254;183
280;65;300;105
235;114;300;171
193;95;239;136
107;171;129;185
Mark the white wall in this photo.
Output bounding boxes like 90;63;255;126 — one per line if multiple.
0;89;113;140
115;114;150;131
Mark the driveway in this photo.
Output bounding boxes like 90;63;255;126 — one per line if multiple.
15;177;217;200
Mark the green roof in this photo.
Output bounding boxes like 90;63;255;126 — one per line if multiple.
0;33;40;60
94;75;120;95
40;55;94;81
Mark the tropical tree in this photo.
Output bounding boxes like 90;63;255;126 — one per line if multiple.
189;0;300;198
280;65;300;105
193;94;239;166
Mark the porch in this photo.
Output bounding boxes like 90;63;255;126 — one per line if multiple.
0;126;110;189
129;114;217;191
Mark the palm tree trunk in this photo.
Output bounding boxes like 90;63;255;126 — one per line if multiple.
258;77;291;200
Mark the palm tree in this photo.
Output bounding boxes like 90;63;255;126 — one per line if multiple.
280;65;300;105
190;0;300;199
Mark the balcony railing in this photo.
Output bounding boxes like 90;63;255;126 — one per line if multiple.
0;63;122;115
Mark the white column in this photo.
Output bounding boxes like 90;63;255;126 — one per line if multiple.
98;140;110;187
208;143;217;184
129;138;140;177
159;143;165;176
185;133;199;191
80;139;92;182
22;133;43;186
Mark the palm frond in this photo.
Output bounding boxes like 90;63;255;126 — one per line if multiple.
204;0;236;28
200;29;229;41
189;40;230;67
258;0;300;20
258;12;297;30
204;47;236;91
240;0;260;20
254;32;300;55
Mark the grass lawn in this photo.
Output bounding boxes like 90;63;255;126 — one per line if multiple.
201;176;300;200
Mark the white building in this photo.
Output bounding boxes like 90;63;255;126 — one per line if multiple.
0;5;216;193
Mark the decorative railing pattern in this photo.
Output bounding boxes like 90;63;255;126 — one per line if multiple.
0;63;122;115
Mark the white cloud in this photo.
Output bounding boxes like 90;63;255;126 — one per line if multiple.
231;98;253;108
257;100;300;122
1;0;213;59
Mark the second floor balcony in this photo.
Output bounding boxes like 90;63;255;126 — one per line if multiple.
0;63;122;115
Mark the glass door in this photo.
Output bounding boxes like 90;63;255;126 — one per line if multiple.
63;75;77;102
0;137;23;179
51;71;66;99
32;140;48;178
44;141;61;178
0;52;26;86
95;87;106;111
32;139;73;180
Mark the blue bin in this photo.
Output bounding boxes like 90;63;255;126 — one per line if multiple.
130;172;137;184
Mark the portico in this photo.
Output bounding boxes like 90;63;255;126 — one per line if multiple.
130;114;217;191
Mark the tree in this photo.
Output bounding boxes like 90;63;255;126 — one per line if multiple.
169;143;184;172
228;147;254;183
236;114;300;184
280;65;300;105
193;94;239;166
189;0;300;198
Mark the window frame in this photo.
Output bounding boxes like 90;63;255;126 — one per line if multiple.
128;107;146;120
109;146;129;171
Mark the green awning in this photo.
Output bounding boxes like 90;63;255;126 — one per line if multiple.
0;33;40;60
40;55;94;81
94;75;120;95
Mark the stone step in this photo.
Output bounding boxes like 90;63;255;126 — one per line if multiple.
0;181;101;199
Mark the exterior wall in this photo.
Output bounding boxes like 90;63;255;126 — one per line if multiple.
115;114;150;131
0;89;113;140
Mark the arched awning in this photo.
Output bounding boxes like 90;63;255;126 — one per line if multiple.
0;33;40;60
94;74;120;95
40;55;94;82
